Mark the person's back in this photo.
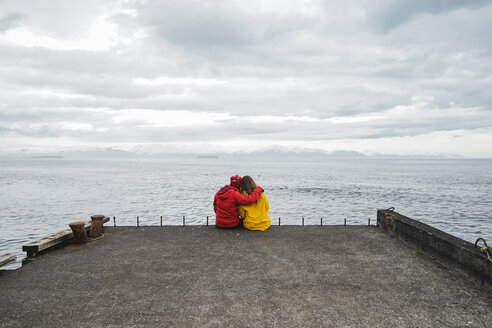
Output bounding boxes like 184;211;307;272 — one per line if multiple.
214;185;244;227
238;176;271;231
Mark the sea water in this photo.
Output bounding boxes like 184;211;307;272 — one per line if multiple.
1;158;491;269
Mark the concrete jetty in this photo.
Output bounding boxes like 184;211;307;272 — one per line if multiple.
0;212;491;327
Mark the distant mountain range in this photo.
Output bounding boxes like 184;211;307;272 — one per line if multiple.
212;148;464;161
1;146;465;160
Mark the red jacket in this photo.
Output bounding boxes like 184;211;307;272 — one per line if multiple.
213;185;263;227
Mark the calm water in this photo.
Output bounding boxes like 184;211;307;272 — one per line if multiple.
1;158;491;269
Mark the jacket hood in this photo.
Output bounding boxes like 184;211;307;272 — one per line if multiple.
217;185;237;200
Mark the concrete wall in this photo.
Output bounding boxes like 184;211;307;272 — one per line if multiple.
377;209;492;288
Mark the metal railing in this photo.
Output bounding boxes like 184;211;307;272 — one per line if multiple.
111;216;375;227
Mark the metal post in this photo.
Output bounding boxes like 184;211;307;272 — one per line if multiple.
69;222;88;244
302;217;304;226
90;215;104;239
207;216;209;226
344;218;346;226
368;218;370;226
321;217;323;226
160;216;163;227
113;216;116;227
137;216;139;227
278;217;281;226
183;216;185;227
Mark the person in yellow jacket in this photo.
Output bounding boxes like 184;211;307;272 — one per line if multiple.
238;176;271;231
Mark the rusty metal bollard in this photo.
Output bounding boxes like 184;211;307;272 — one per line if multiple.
69;222;88;244
90;215;105;239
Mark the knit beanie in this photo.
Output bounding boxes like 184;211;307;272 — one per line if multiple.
230;175;242;188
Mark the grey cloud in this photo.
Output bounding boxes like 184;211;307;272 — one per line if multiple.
0;126;12;134
156;13;255;49
137;0;313;61
3;40;410;119
140;1;258;51
0;124;57;138
381;5;492;54
363;0;492;32
0;12;22;32
0;0;119;39
0;107;110;124
5;103;490;145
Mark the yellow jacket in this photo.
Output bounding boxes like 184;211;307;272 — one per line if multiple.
238;192;271;231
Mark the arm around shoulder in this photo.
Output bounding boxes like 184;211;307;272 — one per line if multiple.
235;186;263;205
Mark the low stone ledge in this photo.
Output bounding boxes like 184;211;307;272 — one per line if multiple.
22;217;109;257
377;209;492;288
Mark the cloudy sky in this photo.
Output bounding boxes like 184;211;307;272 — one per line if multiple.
1;0;492;157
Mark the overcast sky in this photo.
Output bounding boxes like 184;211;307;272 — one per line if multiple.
1;0;492;157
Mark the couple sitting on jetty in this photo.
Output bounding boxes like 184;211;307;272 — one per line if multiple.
213;175;271;230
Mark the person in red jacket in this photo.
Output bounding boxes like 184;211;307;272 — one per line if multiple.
214;175;263;228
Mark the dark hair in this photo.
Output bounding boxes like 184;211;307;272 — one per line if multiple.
239;176;257;196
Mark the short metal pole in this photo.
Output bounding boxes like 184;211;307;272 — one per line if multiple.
183;215;185;227
137;216;139;227
113;216;116;227
160;215;163;227
302;217;304;226
69;222;88;244
321;217;323;226
278;217;281;226
368;218;370;226
206;216;209;226
344;218;346;226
